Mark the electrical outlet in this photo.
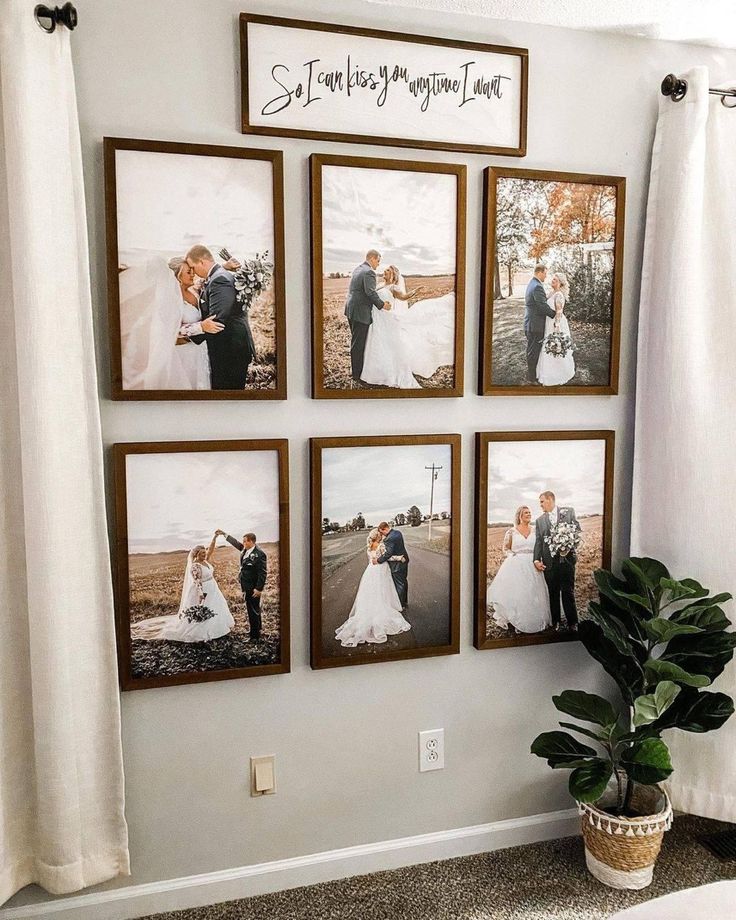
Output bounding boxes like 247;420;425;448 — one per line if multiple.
418;729;445;772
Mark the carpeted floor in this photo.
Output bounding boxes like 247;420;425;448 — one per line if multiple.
141;815;736;920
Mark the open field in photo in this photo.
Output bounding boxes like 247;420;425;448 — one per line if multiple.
128;542;280;676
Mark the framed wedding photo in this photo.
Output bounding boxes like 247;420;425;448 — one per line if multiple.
310;154;466;398
240;13;528;156
104;137;287;400
479;167;625;396
113;439;290;690
310;434;461;669
474;431;614;651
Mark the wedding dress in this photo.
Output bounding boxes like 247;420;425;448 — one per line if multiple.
335;547;412;647
487;527;552;633
119;258;210;390
131;553;234;642
536;292;575;386
361;272;455;387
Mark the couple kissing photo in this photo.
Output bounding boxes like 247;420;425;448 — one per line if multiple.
311;436;460;669
475;432;614;650
114;441;289;689
311;154;466;398
105;139;286;398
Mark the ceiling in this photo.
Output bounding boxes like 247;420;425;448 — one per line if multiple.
365;0;736;50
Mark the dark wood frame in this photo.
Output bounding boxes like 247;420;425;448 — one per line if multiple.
239;13;528;157
104;137;287;400
113;439;291;690
310;434;461;669
310;153;467;399
479;167;626;396
474;430;615;650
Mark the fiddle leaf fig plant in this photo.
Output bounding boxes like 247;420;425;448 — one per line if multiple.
531;557;736;816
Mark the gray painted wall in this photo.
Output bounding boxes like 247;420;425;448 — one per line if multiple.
18;0;735;901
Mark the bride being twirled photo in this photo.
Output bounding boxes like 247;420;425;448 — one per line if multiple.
310;154;466;398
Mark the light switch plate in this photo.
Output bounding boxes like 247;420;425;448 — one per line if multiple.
250;755;276;796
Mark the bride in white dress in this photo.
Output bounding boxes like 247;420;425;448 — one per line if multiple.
537;272;575;386
361;266;456;388
487;506;552;633
131;535;235;643
335;529;412;647
119;256;222;390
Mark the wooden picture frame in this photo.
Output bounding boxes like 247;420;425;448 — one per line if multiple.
310;153;466;399
479;167;626;396
311;434;461;669
240;13;528;157
104;137;287;400
474;430;614;650
113;439;290;690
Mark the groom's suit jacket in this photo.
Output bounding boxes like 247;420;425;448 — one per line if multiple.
377;528;410;564
199;264;255;355
534;507;581;568
344;261;388;326
524;277;556;338
226;536;268;593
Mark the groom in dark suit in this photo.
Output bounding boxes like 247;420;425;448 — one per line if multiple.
344;249;392;386
186;245;255;390
533;491;581;631
374;521;410;609
524;263;556;383
218;530;268;641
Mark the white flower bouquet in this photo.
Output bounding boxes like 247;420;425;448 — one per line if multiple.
543;330;573;358
544;521;582;558
219;248;274;311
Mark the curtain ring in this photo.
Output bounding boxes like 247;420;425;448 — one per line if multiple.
722;93;736;109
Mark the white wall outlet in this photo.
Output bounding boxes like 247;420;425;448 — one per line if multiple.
418;728;445;772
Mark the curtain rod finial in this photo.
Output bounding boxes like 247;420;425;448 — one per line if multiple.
35;3;78;34
661;73;688;101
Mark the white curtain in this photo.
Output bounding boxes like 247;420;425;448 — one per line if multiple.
631;66;736;821
0;2;129;905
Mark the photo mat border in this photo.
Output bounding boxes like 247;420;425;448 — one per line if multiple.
104;136;288;401
479;166;626;396
240;12;528;157
310;152;467;400
113;438;291;691
310;433;462;669
473;429;615;651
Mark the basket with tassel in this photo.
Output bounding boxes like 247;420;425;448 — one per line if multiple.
579;786;672;890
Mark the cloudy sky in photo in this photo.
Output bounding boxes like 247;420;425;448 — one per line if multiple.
487;439;605;524
126;450;280;553
322;443;453;525
321;165;457;276
115;149;274;263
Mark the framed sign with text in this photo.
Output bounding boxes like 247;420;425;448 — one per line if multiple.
240;14;528;156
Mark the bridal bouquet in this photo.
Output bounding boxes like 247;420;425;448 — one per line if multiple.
179;604;216;624
544;522;581;558
220;247;274;311
543;330;573;358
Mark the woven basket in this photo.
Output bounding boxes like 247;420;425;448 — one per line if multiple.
579;786;672;890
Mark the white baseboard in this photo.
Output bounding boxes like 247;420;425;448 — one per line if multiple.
0;808;579;920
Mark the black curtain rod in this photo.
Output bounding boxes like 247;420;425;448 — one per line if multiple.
661;73;736;107
35;3;77;33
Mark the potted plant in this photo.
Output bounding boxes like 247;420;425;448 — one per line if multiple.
532;557;735;890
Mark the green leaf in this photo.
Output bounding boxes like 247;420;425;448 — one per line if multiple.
553;690;618;728
675;593;733;615
644;658;710;688
578;621;645;704
660;577;709;604
530;731;598;769
633;681;680;727
587;602;643;658
595;570;655;620
620;738;673;785
558;721;609;743
569;758;613;803
669;605;731;633
663;631;736;682
647;689;735;734
624;557;670;591
643;618;703;645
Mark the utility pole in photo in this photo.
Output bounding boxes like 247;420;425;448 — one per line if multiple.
425;463;442;541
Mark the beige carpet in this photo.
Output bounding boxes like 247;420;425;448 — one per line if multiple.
141;815;736;920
